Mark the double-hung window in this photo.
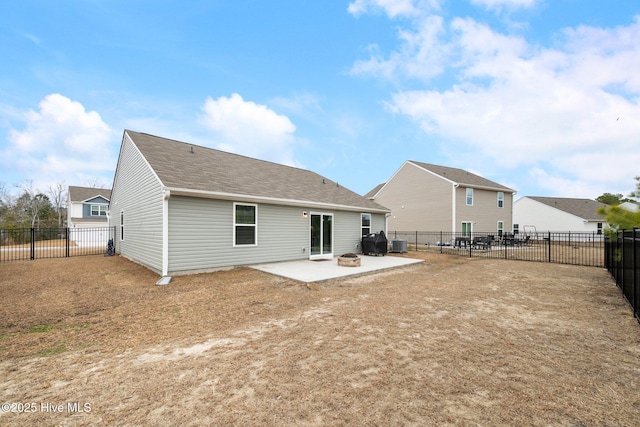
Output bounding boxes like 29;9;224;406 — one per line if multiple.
234;203;257;246
466;188;473;206
361;213;371;236
91;204;108;216
497;192;504;208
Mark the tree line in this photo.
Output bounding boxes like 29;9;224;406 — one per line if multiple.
597;176;640;235
0;181;67;229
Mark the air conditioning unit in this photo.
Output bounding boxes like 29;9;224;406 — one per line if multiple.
390;239;408;253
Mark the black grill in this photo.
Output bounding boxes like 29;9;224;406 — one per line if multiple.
362;231;388;256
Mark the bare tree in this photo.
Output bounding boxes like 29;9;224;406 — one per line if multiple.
85;178;109;189
16;180;53;228
47;181;67;226
0;181;12;226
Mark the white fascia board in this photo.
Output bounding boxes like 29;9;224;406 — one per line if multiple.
80;196;110;203
371;160;417;199
408;161;458;186
166;187;390;214
125;131;165;187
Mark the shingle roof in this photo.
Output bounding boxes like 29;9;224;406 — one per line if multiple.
364;183;385;199
409;161;515;192
126;130;389;213
527;197;607;221
68;186;112;202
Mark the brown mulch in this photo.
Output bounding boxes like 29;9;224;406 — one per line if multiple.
0;253;639;426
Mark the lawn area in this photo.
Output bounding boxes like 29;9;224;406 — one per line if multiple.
0;253;639;425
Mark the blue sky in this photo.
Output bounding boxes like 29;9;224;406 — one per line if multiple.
1;0;639;201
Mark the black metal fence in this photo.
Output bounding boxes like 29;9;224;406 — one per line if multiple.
388;231;605;267
605;229;640;322
0;227;115;262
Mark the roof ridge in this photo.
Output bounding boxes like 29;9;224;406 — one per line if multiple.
126;129;320;176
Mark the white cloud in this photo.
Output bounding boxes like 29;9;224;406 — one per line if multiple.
354;11;640;197
470;0;539;10
199;93;299;166
3;94;114;190
351;15;448;81
347;0;429;18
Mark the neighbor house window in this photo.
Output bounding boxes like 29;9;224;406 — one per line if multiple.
91;204;108;216
597;223;603;235
120;210;124;241
513;224;519;234
497;192;504;208
234;203;257;246
466;188;473;206
362;213;371;236
497;221;504;235
461;221;472;237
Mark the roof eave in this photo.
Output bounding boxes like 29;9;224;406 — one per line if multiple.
458;183;516;193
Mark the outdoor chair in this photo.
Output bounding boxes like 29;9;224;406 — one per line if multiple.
472;236;491;250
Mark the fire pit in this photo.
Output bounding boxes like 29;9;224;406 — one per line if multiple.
338;253;361;267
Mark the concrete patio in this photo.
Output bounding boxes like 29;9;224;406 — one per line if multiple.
251;254;423;283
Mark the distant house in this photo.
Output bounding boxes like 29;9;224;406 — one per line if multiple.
513;196;608;234
67;186;113;247
620;201;639;212
108;130;390;276
67;186;112;228
366;161;515;235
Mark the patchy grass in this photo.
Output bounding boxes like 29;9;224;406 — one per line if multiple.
0;253;638;426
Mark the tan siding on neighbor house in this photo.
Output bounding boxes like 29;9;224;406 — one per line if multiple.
455;187;513;233
375;162;453;232
109;134;164;273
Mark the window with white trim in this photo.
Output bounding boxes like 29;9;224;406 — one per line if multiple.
361;213;371;236
497;221;504;235
234;203;257;246
91;204;108;216
461;221;472;236
497;192;504;208
466;188;473;206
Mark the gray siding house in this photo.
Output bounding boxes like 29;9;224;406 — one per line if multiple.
366;161;516;235
109;130;390;276
67;186;112;228
67;186;113;248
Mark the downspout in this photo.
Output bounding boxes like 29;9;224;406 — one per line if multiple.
452;184;458;233
385;212;391;235
161;189;170;279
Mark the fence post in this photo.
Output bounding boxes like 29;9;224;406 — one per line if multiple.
440;231;443;254
415;231;418;252
547;232;551;263
65;227;70;258
29;228;35;260
633;228;638;320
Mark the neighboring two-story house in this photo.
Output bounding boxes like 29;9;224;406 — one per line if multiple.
67;186;112;247
67;186;112;228
366;161;516;235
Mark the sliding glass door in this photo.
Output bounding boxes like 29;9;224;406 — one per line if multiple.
310;213;333;259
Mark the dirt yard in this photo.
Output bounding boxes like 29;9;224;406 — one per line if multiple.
1;253;639;426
